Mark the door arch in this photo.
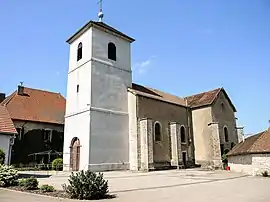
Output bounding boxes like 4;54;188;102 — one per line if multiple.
70;137;80;171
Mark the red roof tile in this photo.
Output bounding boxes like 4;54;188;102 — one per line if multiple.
185;88;221;108
185;88;237;112
1;87;66;125
0;106;17;134
130;83;187;107
228;129;270;156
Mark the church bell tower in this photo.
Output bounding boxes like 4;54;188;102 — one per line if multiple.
63;3;135;171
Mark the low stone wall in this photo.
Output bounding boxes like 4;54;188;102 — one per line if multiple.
252;154;270;175
228;153;270;176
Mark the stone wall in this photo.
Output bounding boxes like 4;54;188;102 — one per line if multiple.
137;95;194;168
191;107;213;166
228;153;270;176
128;92;139;170
252;154;270;175
228;155;253;175
211;90;238;151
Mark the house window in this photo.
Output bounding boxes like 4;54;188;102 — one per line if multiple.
108;42;116;61
76;84;79;93
181;126;186;143
154;122;161;142
224;127;229;142
77;42;82;61
44;130;52;142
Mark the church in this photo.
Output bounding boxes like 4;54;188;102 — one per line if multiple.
63;9;242;172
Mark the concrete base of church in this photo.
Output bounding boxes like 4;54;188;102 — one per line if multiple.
88;163;129;172
63;163;129;172
196;160;223;170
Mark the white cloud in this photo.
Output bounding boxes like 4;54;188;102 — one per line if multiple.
133;56;156;75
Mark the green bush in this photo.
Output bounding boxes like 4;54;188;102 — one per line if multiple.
40;184;55;192
262;171;269;177
18;178;27;187
62;170;109;200
0;149;5;165
19;177;39;190
52;158;63;171
0;164;19;187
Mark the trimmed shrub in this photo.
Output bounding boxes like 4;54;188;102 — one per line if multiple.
18;178;27;187
52;158;63;171
262;171;269;177
19;177;39;190
0;149;5;165
62;170;109;200
40;184;55;192
0;164;19;187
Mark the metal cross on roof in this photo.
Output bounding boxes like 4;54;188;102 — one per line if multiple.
97;0;104;22
97;0;103;11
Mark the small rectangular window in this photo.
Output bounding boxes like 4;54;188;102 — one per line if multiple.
76;85;79;93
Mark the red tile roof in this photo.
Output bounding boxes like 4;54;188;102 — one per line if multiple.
1;87;66;125
130;83;187;107
0;105;17;134
185;88;237;112
130;84;236;112
228;129;270;156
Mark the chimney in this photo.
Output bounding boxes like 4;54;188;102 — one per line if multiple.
17;82;24;95
0;93;5;103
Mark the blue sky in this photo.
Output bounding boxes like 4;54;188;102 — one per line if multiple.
0;0;269;134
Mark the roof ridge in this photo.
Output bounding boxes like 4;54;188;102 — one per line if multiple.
185;87;222;98
22;87;63;96
132;83;185;101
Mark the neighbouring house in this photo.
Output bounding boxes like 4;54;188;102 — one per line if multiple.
0;105;17;165
63;12;241;171
228;128;270;176
0;85;66;165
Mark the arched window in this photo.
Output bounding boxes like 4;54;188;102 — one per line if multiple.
108;42;116;61
181;126;186;143
154;122;161;142
77;42;82;61
224;127;229;142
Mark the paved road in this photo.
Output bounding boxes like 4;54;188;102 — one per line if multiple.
1;170;270;202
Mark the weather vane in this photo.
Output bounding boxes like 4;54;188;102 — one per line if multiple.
97;0;104;22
